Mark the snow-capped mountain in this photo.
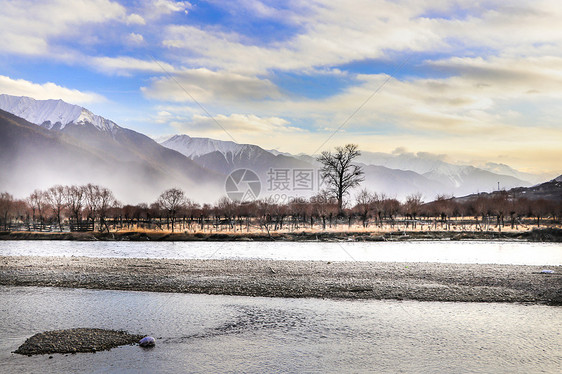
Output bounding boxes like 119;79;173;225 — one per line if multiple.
480;162;549;185
0;94;117;133
0;96;224;203
160;134;311;177
0;94;542;203
161;134;249;159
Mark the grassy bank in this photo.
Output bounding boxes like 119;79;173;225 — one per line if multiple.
0;227;561;242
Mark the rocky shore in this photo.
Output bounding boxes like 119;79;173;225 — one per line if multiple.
1;256;560;305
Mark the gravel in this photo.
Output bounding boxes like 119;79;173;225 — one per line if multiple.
1;256;561;305
13;328;144;355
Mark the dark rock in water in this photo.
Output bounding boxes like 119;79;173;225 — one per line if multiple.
14;328;144;355
139;336;156;347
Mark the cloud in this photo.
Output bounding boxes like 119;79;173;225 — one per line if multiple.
142;0;192;19
161;1;444;74
0;0;128;55
125;13;146;25
90;56;174;75
141;68;281;102
126;33;145;45
0;75;105;104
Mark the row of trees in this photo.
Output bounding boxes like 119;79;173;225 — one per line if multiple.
0;184;560;233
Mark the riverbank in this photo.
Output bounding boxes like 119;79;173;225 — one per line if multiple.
1;256;560;305
1;227;561;242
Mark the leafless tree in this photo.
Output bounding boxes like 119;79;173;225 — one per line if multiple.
403;193;423;228
317;144;364;213
355;189;373;228
46;185;66;231
83;183;101;227
156;188;186;233
97;186;117;232
65;185;84;225
0;192;14;230
27;189;48;230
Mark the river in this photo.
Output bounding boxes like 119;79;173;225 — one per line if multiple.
1;286;561;373
0;240;560;265
1;240;560;373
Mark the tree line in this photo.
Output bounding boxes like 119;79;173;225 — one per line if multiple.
0;184;559;233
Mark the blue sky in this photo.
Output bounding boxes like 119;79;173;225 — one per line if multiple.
1;0;561;175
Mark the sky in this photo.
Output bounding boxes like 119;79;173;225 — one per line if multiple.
1;0;561;176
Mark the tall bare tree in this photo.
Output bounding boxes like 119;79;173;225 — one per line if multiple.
317;144;364;213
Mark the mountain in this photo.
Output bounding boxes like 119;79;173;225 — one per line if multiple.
454;176;562;203
507;176;562;201
479;162;552;185
160;134;312;185
0;94;117;133
354;150;532;198
0;94;540;204
161;134;245;159
0;96;224;203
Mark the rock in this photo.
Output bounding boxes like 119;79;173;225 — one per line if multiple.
139;336;155;347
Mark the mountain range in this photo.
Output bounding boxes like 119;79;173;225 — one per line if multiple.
0;94;552;204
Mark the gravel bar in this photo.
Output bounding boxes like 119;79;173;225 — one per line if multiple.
1;256;561;305
13;328;144;355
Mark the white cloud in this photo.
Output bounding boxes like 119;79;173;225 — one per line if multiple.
126;32;145;45
161;0;562;76
143;0;192;19
0;75;105;104
0;0;127;55
90;56;174;75
141;68;281;102
125;13;146;25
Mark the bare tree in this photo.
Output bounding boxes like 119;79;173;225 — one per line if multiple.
83;183;101;227
0;192;14;230
27;189;48;230
355;189;373;228
97;186;116;232
65;185;84;226
317;144;364;213
46;185;66;231
403;193;423;228
157;188;186;233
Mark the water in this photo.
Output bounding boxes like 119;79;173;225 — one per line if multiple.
1;286;560;374
1;242;560;372
1;240;561;265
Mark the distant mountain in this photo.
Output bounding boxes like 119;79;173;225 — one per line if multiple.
161;134;245;159
479;162;551;185
507;176;562;201
454;176;562;203
0;94;542;204
160;134;311;181
0;96;224;203
354;150;532;198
